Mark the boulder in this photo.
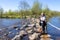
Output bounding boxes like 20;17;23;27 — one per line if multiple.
25;26;34;34
15;37;21;40
40;34;51;40
29;33;40;40
36;26;42;33
19;30;27;36
25;26;33;30
27;29;33;34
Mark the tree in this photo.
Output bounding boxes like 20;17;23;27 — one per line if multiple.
8;10;13;15
19;0;30;10
31;0;42;17
43;5;49;13
19;0;30;18
0;7;4;18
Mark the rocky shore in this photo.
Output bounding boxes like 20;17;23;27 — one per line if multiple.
11;18;42;40
0;18;52;40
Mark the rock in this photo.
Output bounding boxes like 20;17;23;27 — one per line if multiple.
25;26;33;30
25;26;34;34
33;24;42;33
36;26;42;33
15;37;21;40
27;29;33;34
12;25;18;28
40;34;51;40
31;18;35;24
35;19;40;24
28;24;34;27
26;29;33;34
12;30;28;40
19;30;27;36
29;32;40;40
20;25;27;30
21;35;29;40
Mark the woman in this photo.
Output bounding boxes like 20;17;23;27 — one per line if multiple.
39;12;46;33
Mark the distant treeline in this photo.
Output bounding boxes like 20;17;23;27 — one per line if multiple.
0;0;60;20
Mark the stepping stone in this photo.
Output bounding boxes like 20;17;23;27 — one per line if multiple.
40;34;53;40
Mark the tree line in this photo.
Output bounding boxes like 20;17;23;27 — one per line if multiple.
0;0;60;21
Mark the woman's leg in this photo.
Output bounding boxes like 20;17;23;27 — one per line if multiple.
42;21;46;33
42;25;45;33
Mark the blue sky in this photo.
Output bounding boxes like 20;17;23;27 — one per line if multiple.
0;0;60;11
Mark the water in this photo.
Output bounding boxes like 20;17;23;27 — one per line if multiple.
47;17;60;40
0;19;28;39
0;19;21;28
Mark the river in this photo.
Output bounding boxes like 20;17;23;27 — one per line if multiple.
47;17;60;40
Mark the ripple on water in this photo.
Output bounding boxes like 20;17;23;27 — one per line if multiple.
47;17;60;40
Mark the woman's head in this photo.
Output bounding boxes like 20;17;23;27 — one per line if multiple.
41;12;45;16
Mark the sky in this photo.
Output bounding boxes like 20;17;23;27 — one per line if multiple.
0;0;60;12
